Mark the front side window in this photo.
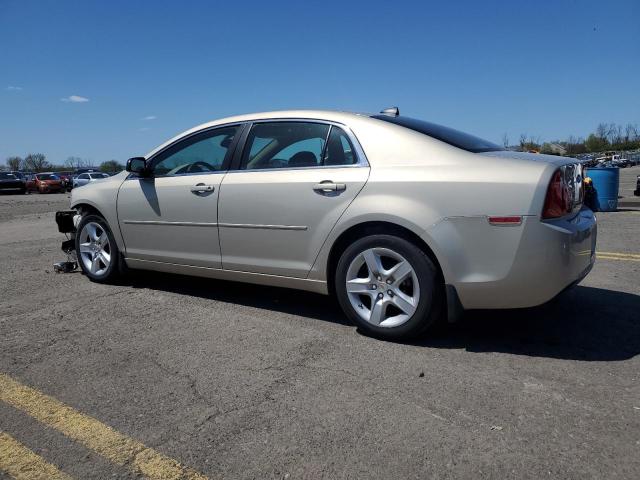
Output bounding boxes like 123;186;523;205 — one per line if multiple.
79;174;89;180
152;125;239;176
241;122;329;170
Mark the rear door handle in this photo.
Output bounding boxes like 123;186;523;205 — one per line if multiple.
313;181;346;194
190;183;215;193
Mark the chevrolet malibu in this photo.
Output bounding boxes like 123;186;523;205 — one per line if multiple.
61;109;596;339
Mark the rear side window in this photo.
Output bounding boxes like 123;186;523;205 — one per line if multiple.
323;126;357;166
371;115;504;153
241;122;329;170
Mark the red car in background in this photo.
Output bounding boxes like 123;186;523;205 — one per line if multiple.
55;171;74;191
26;173;65;193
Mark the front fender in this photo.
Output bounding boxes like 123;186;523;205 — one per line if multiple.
70;173;127;252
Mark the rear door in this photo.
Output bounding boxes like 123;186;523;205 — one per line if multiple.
218;121;369;278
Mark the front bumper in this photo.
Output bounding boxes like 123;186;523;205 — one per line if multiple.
429;208;597;309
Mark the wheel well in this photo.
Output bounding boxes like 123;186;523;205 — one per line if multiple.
73;203;104;219
326;221;444;296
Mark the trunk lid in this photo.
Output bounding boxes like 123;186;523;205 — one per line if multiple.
479;150;575;166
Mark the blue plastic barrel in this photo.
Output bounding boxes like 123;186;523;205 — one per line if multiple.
586;167;619;212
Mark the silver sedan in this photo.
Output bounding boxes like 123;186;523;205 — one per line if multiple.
72;172;110;188
63;109;596;340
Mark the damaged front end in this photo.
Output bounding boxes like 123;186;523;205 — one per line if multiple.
54;210;82;273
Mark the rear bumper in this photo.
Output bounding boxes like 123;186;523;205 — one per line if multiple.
429;208;597;309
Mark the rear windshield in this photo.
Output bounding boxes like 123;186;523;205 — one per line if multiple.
371;115;504;153
36;174;58;180
90;173;108;179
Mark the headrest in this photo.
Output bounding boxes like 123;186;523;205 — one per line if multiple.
288;151;317;167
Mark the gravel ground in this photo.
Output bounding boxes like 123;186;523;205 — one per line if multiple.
0;191;639;479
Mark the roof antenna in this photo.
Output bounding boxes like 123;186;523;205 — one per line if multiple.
380;106;399;117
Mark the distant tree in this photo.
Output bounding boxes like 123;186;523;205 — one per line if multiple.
99;160;124;173
624;123;638;142
519;134;540;152
564;136;586;156
65;156;90;169
6;156;23;171
595;123;611;141
585;134;608;153
24;153;50;172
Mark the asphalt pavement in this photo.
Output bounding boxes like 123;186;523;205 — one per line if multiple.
0;189;638;479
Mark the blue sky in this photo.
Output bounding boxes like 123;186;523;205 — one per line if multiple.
1;0;638;165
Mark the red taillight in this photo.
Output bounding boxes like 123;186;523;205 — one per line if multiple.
542;169;571;219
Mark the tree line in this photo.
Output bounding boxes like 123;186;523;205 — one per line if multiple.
509;122;640;156
3;155;124;173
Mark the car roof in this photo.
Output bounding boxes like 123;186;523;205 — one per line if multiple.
145;110;371;158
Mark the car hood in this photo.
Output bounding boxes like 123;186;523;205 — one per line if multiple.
479;150;574;166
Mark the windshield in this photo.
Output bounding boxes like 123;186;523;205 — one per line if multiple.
0;173;17;179
371;115;504;153
36;174;58;180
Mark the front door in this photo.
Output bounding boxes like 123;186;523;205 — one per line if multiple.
218;121;370;278
117;124;241;268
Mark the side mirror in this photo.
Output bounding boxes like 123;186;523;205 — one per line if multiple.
126;157;149;176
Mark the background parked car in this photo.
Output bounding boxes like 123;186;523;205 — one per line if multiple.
26;173;65;193
0;171;26;194
55;171;74;191
8;171;26;180
72;172;110;188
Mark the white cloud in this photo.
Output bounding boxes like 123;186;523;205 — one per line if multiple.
142;115;157;121
6;85;23;91
61;95;89;103
139;127;151;132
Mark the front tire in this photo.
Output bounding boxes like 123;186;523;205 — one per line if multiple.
335;234;442;340
75;214;121;283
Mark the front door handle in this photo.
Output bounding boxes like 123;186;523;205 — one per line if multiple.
190;183;215;194
313;181;346;194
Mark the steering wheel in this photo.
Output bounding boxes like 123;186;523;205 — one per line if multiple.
186;161;213;173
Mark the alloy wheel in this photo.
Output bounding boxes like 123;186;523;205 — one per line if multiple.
78;222;111;276
345;247;420;328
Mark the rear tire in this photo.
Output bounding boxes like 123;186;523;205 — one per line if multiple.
335;234;442;340
75;214;121;283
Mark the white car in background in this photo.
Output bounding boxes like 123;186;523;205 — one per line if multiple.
72;172;110;189
59;109;597;340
